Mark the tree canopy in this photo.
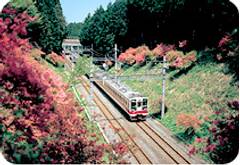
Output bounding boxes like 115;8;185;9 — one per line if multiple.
35;0;67;54
8;0;67;54
66;22;82;39
79;0;238;54
79;0;128;54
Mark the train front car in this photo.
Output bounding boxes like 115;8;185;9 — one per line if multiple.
128;94;148;121
92;70;148;121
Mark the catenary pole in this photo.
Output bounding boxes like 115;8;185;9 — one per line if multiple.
161;56;166;118
89;44;94;108
115;44;118;70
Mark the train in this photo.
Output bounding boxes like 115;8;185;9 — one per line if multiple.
91;71;148;121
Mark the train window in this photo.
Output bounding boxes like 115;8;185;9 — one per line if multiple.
131;99;137;110
143;98;147;108
137;101;141;107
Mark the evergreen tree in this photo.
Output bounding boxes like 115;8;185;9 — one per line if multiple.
36;0;66;54
67;22;82;39
79;0;128;54
79;0;238;54
79;13;93;46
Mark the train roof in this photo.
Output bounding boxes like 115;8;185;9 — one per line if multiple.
94;71;145;99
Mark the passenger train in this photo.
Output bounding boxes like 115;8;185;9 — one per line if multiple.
92;71;148;121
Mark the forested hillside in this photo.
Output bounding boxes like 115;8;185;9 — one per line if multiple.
79;0;238;54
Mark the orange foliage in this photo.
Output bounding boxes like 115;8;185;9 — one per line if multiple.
118;46;150;64
152;43;175;57
31;48;45;57
47;51;66;66
167;50;197;68
176;113;201;129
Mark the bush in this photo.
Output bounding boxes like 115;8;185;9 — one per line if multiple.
152;43;175;57
189;100;239;163
45;51;65;67
167;50;197;69
0;6;106;163
176;113;202;140
119;43;197;70
216;29;239;81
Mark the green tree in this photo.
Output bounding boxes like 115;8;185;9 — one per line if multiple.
79;13;93;46
35;0;66;54
10;0;38;16
66;22;82;38
79;0;128;55
80;0;238;54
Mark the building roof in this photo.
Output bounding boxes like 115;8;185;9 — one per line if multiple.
62;39;81;46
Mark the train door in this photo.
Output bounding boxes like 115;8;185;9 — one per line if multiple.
142;97;148;110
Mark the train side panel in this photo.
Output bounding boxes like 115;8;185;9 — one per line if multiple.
93;72;148;120
94;80;129;113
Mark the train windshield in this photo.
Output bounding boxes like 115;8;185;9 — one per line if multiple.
131;99;137;110
143;98;147;109
137;101;141;107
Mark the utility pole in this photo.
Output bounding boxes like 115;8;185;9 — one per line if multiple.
89;44;94;105
114;44;118;81
114;44;118;70
161;56;166;118
91;44;94;57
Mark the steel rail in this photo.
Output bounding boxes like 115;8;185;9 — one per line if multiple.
81;76;195;164
137;122;191;164
65;57;198;164
80;77;152;164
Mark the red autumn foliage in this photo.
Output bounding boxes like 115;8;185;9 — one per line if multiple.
46;51;66;67
135;53;145;63
118;47;137;64
195;137;202;143
179;40;187;48
113;143;128;155
188;145;197;155
135;45;150;63
152;43;175;57
189;100;239;163
218;35;231;48
0;6;114;164
118;43;196;68
118;46;150;64
205;101;238;163
167;50;197;69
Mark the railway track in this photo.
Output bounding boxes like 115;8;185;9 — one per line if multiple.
79;77;152;164
79;76;193;164
136;122;191;164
